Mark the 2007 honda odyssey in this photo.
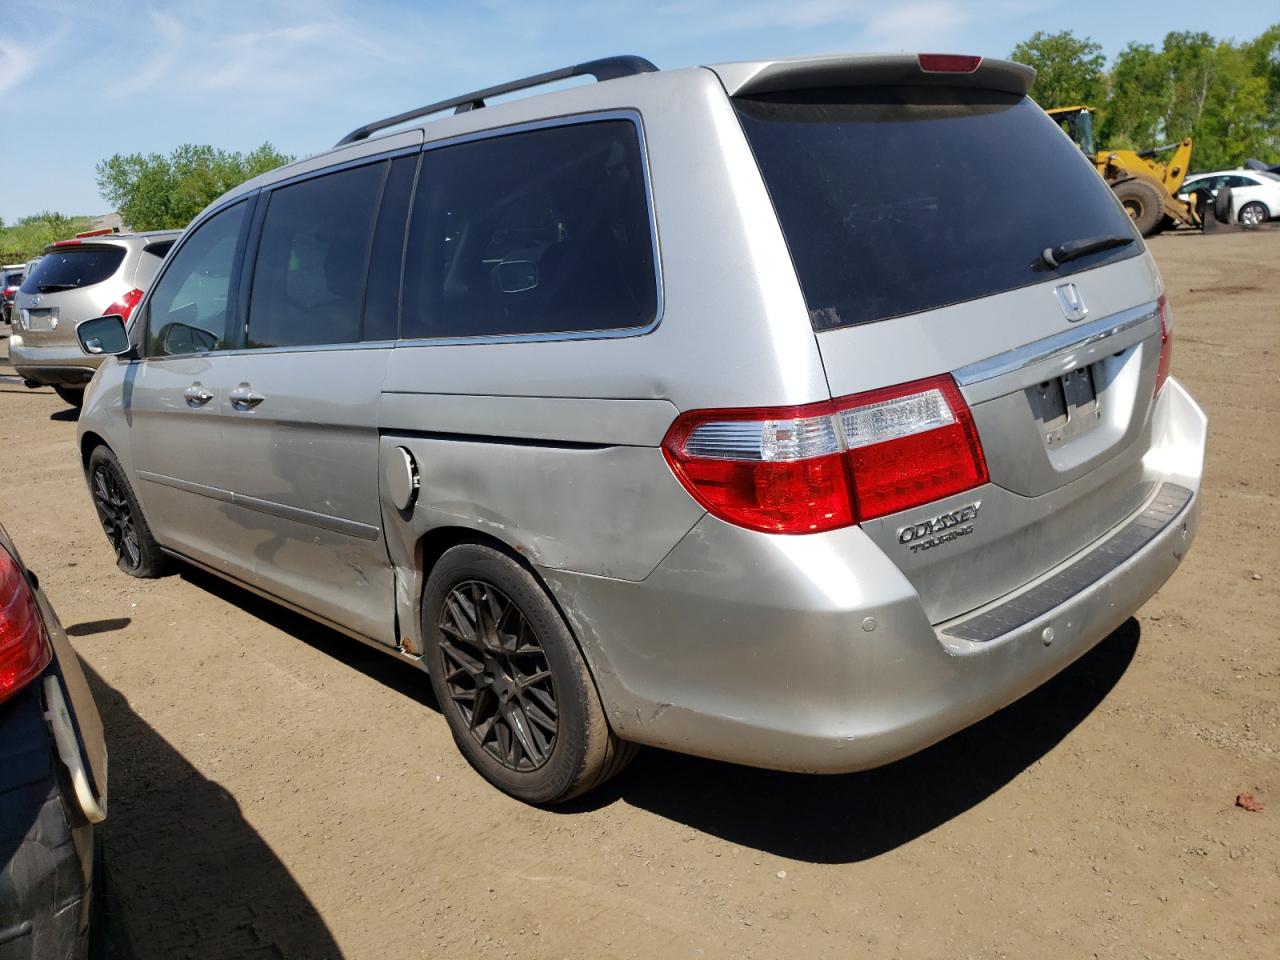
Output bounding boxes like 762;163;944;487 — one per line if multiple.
74;53;1207;804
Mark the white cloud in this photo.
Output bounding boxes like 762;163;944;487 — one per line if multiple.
0;24;68;96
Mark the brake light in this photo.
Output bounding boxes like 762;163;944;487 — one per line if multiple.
662;374;988;533
0;549;50;705
1155;294;1173;395
53;239;81;247
917;53;983;73
838;377;988;520
105;288;145;322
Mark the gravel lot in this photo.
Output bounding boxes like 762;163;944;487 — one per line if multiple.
1;230;1276;959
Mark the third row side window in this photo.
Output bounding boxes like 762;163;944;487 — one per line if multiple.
247;163;384;349
400;120;658;340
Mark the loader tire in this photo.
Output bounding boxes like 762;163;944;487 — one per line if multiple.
1214;187;1234;224
1112;179;1164;237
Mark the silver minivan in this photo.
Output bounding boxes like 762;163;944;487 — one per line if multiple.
74;53;1207;803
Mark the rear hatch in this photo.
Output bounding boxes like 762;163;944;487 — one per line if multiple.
15;244;128;347
729;62;1166;623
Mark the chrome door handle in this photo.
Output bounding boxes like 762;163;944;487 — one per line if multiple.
228;384;265;410
183;383;213;407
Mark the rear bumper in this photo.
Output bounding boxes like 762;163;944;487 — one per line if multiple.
541;377;1207;773
6;337;99;386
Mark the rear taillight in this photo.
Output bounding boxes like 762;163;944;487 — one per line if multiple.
0;549;51;705
1155;293;1173;395
837;376;988;520
105;287;145;323
662;374;988;534
917;53;983;73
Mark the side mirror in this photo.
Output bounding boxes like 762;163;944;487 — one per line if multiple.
76;315;132;357
492;259;538;294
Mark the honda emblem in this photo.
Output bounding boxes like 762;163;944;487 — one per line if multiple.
1055;283;1088;322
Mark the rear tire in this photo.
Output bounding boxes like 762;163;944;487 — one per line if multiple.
1238;201;1268;228
423;543;636;804
53;385;83;407
87;446;167;578
1112;178;1164;236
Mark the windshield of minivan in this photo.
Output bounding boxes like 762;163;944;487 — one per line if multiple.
21;246;125;294
735;87;1142;331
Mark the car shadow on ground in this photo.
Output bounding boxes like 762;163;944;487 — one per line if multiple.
584;619;1142;863
82;663;345;960
49;406;79;422
177;565;439;711
66;617;131;637
172;562;1138;865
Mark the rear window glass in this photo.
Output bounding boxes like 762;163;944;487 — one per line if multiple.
2;270;22;287
735;88;1142;331
401;119;657;340
247;162;384;349
21;247;125;294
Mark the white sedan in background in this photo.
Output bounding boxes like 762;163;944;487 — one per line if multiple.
1178;168;1280;227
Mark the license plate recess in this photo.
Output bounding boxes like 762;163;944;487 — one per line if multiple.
1028;365;1101;447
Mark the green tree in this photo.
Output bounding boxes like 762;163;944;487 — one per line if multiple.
0;212;96;260
95;143;293;231
1011;30;1107;108
1152;30;1276;169
1101;43;1170;149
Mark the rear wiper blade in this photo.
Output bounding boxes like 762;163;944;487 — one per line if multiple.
1040;233;1135;269
36;283;78;292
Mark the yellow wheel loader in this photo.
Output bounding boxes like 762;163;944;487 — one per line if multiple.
1047;106;1201;236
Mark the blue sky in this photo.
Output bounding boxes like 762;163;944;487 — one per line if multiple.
2;0;1276;223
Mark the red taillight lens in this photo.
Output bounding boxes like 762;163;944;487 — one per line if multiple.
105;287;145;323
662;401;854;533
1155;294;1173;395
661;375;988;533
0;549;51;705
917;53;983;73
838;376;988;521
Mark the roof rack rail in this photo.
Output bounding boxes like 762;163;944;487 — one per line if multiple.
335;55;658;147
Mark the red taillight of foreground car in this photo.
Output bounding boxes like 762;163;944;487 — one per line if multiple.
1155;293;1173;396
0;549;51;705
662;374;988;533
104;287;145;323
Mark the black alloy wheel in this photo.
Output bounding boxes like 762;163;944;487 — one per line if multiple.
437;580;558;771
92;463;141;571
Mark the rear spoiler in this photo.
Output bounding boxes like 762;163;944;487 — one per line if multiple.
711;53;1035;99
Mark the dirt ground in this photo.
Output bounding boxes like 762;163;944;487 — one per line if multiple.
1;231;1276;960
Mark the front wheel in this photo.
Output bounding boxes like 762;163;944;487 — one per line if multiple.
87;446;167;578
423;543;636;804
1238;201;1268;228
